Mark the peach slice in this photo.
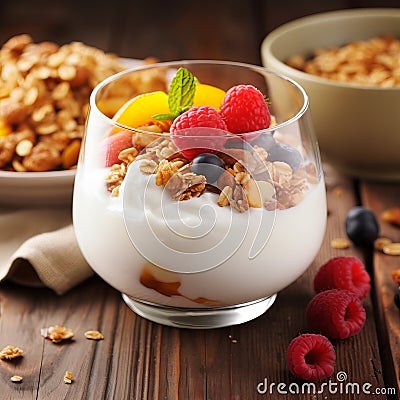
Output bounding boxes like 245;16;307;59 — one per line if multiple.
193;84;226;110
112;91;170;127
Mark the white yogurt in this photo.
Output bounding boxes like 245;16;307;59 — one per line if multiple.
73;158;327;307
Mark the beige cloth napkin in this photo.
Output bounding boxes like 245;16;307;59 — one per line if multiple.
0;206;93;295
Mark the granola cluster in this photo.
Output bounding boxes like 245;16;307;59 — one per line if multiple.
0;34;163;172
0;325;104;386
0;345;23;360
287;35;400;87
41;324;74;343
106;132;319;212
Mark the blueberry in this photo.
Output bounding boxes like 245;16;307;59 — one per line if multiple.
345;206;379;247
267;142;303;170
394;287;400;309
190;153;224;183
249;132;276;151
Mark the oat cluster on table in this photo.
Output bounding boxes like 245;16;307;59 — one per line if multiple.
0;325;105;386
0;344;23;360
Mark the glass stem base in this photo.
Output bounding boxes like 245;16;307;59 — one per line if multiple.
121;294;277;329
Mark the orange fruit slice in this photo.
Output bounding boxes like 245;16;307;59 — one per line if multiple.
193;84;226;110
113;91;170;127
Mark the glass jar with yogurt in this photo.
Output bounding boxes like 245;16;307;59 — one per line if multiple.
73;61;327;328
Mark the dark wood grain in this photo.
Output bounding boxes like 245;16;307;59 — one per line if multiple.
361;182;400;396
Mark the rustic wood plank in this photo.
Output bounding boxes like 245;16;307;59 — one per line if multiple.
0;278;122;399
361;182;400;395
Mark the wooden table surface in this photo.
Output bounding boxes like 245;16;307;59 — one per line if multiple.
1;1;400;399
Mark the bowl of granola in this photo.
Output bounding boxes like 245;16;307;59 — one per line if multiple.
0;34;158;206
261;8;400;181
73;60;327;328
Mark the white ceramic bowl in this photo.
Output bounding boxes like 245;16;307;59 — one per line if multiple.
0;169;75;207
261;8;400;181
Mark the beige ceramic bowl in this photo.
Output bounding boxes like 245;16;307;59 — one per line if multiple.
261;8;400;181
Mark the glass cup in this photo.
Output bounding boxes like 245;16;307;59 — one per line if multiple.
73;61;327;328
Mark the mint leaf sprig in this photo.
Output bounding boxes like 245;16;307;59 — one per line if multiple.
153;67;197;121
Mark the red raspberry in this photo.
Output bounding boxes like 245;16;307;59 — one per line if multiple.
314;256;371;300
170;106;227;159
286;334;336;381
306;289;366;339
219;84;271;136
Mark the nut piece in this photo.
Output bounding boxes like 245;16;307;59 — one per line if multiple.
15;139;33;156
330;237;351;249
218;186;233;207
0;345;23;360
382;243;400;256
156;159;184;186
41;325;74;343
166;172;206;200
84;330;104;340
64;371;73;384
11;375;23;383
374;237;392;251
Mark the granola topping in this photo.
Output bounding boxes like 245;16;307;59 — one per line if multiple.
105;133;319;212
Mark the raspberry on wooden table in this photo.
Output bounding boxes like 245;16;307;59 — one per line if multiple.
313;256;371;300
286;334;336;381
306;289;366;339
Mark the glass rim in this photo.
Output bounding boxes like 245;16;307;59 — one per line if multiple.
90;59;309;138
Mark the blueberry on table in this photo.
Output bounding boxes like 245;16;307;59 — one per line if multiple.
190;153;224;183
267;142;303;170
345;206;379;247
395;287;400;309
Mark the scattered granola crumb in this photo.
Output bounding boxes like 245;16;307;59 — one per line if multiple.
330;237;351;249
374;237;392;251
0;345;23;360
382;243;400;256
84;330;105;340
64;371;73;384
10;375;23;383
228;334;238;344
41;325;74;343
